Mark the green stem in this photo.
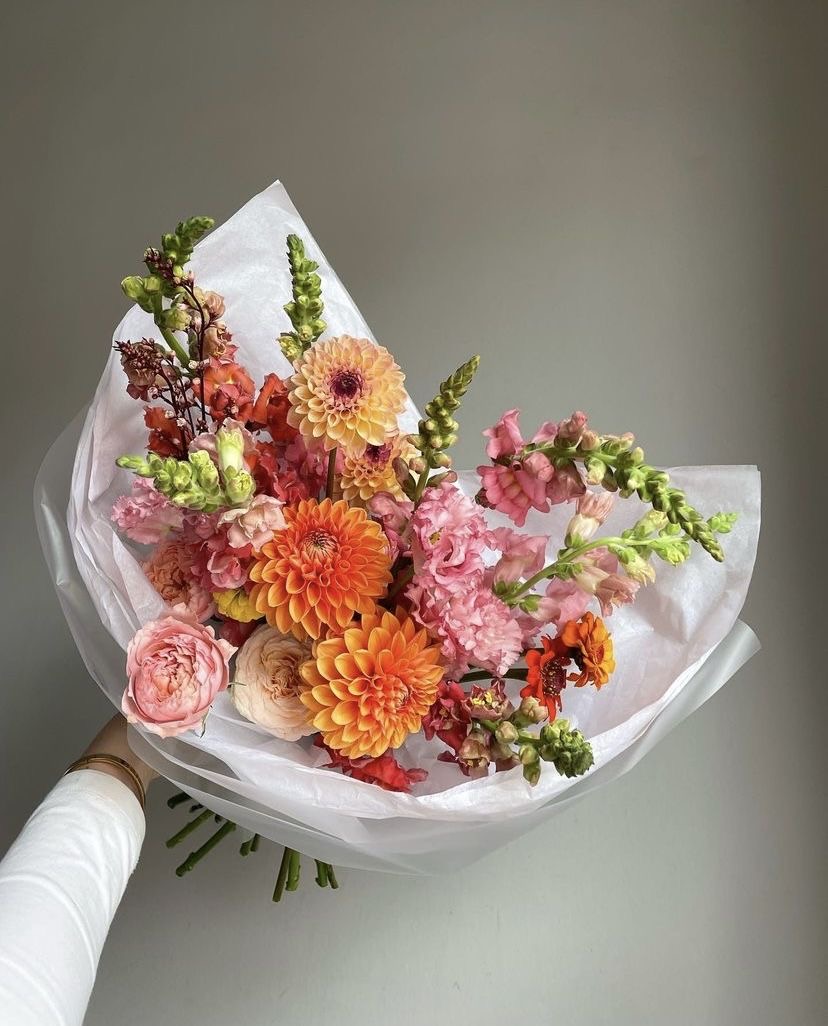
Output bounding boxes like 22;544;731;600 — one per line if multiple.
272;847;293;902
175;820;236;876
511;534;654;600
411;466;430;504
315;860;329;887
166;808;213;848
286;849;302;891
166;792;190;809
325;448;337;499
386;565;414;601
460;668;529;684
327;865;339;889
239;833;261;857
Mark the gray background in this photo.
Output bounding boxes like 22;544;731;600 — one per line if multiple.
1;2;825;1024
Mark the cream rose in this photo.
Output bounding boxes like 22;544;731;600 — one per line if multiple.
232;625;314;741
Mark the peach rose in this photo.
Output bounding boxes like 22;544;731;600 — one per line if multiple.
143;541;215;621
123;613;235;737
232;625;314;741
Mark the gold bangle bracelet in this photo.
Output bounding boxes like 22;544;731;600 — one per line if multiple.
65;754;147;811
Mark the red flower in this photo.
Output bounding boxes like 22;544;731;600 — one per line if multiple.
521;635;570;718
315;738;427;793
196;358;255;422
422;680;472;754
247;372;297;443
145;405;188;458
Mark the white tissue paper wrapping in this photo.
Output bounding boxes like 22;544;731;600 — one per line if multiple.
35;181;760;874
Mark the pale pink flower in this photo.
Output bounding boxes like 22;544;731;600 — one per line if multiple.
408;581;523;678
566;490;615;544
483;408;525;459
123;613;235;737
142;541;215;621
203;549;249;591
368;491;413;561
535;578;592;630
232;625;314;741
488;526;549;585
410;482;492;587
476;462;551;527
556;410;589;445
112;478;183;545
217;494;286;551
573;549;639;616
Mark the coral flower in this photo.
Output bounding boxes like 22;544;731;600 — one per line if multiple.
300;608;444;757
340;432;415;503
521;635;570;718
249;498;392;640
558;612;615;688
287;335;407;454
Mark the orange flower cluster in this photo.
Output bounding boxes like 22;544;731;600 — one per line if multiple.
521;612;615;718
300;608;444;758
249;498;392;641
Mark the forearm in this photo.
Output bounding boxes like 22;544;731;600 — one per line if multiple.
0;752;147;1025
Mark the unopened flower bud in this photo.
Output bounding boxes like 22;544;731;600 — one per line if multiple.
522;762;542;786
519;744;539;766
494;721;519;745
215;425;246;477
518;695;547;724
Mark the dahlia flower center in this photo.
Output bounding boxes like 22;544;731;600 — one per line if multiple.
363;443;391;466
301;529;338;558
329;368;365;408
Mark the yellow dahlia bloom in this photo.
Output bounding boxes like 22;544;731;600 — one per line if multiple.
249;498;392;640
287;335;407;454
340;432;416;504
300;608;445;758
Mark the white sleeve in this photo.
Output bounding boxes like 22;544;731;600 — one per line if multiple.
0;769;146;1026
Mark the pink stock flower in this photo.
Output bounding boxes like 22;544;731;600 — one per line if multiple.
217;494;286;551
142;541;215;621
123;613;235;737
410;482;492;587
489;526;548;584
112;478;183;545
408;581;523;678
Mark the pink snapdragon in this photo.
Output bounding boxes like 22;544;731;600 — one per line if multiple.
476;409;586;527
566;491;615;545
111;478;183;545
368;491;413;561
488;526;548;585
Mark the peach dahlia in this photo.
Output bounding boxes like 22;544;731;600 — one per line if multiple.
300;608;445;758
249;498;392;640
287;335;407;454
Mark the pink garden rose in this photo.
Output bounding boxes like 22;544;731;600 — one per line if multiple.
112;478;183;545
123;613;235;737
143;541;215;621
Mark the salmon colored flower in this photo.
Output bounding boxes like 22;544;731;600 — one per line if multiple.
247;372;297;443
249;498;392;640
300;607;444;758
559;612;615;688
198;357;255;422
340;432;415;504
287;335;407;454
143;541;215;621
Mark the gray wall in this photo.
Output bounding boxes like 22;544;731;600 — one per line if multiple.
1;2;825;1024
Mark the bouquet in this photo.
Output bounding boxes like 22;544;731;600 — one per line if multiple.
36;182;759;898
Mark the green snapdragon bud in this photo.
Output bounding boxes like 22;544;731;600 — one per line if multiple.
412;355;480;471
215;424;245;477
224;469;255;506
538;720;594;778
282;235;326;357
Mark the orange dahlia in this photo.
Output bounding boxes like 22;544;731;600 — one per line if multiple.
300;608;445;757
340;432;416;504
287;335;407;455
249;498;392;640
558;612;615;688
